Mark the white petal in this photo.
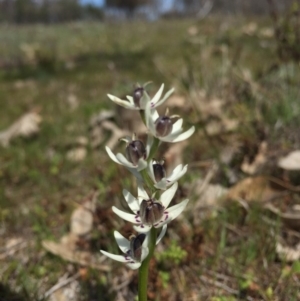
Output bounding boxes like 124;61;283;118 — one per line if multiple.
140;91;151;109
100;250;128;263
167;164;188;182
137;181;149;200
141;246;149;261
151;109;159;121
126;167;143;181
114;231;130;253
154;179;168;190
150;84;164;106
147;159;156;183
126;95;135;105
137;158;148;171
160;182;178;208
162;199;189;225
154;88;174;108
115;153;136;168
105;146;122;165
126;262;141;269
171;126;195;143
123;189;140;212
156;224;167;245
112;206;139;224
172;118;183;132
162;126;195;143
146;134;153;157
107;94;137;110
145;103;156;134
133;224;152;233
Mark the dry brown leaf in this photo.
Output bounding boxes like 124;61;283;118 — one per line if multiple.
49;279;80;301
164;141;188;175
67;94;79;111
70;192;97;236
259;27;274;38
241;141;268;175
265;203;300;231
66;147;87;162
276;241;300;262
70;206;93;236
89;110;115;148
227;176;280;203
205;118;239;136
242;22;258;35
192;179;228;208
0;237;27;259
42;237;110;271
190;89;225;119
189;165;228;225
0;112;42;147
101;120;131;150
278;150;300;170
187;26;198;36
166;94;186;108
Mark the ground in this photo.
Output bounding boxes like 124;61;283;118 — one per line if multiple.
0;16;300;301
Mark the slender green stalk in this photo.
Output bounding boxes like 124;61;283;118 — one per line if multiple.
141;168;154;191
138;115;160;300
141;136;160;192
138;227;157;301
148;137;160;162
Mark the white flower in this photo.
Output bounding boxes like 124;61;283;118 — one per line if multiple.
106;135;153;172
112;182;189;233
145;104;195;143
107;84;174;110
148;159;188;190
100;226;167;270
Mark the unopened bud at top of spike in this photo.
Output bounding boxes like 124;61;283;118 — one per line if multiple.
133;87;144;107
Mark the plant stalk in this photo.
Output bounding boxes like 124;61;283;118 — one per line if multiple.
138;227;157;301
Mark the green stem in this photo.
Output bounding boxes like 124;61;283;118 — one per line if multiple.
148;137;160;162
138;227;157;301
141;168;154;191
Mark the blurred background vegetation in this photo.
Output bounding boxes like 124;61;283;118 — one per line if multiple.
1;0;300;301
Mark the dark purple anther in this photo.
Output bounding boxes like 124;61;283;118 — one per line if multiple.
133;87;144;107
130;233;146;262
126;140;146;165
140;199;164;225
153;161;166;182
155;116;173;137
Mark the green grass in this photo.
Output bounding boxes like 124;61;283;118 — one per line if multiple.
0;16;300;301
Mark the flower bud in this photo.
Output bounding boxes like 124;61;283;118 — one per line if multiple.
153;161;166;182
130;233;146;262
126;140;146;166
140;199;164;225
155;116;173;137
133;87;144;107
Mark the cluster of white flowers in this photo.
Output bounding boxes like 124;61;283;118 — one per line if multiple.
101;83;195;269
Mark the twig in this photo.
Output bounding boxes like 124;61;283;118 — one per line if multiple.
44;272;80;299
101;120;130;149
0;238;27;259
200;275;254;301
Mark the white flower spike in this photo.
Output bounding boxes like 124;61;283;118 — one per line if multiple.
107;83;174;110
100;226;167;270
106;134;153;172
145;103;195;143
112;182;189;233
148;159;188;190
